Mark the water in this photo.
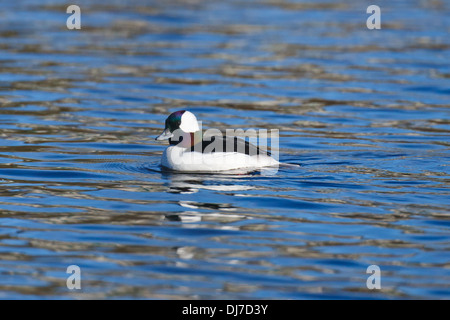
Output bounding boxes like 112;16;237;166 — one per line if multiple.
0;0;449;299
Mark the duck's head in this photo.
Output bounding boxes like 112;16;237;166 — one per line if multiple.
155;110;200;141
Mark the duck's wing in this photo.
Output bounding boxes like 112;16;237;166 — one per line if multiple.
190;136;270;156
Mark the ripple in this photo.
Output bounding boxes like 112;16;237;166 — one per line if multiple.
0;0;449;299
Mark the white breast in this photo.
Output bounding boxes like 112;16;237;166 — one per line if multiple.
161;146;279;172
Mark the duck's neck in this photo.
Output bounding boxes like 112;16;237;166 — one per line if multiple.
169;131;202;148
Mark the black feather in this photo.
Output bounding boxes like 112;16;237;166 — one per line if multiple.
189;136;270;156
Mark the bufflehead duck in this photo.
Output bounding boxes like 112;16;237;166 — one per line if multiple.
155;110;279;172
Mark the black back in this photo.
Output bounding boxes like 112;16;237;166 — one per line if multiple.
189;136;270;156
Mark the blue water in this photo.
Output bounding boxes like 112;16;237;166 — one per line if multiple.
0;0;449;299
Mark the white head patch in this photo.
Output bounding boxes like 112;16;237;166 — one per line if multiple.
179;111;200;133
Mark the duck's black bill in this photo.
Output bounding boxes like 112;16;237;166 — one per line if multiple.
155;128;174;141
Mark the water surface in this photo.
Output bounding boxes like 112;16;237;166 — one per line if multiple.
0;0;449;299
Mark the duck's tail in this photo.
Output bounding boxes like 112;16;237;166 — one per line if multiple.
279;162;301;168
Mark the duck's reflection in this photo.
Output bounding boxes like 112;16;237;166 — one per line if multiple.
161;170;255;224
162;170;256;194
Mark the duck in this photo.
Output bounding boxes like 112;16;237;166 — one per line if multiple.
155;110;280;172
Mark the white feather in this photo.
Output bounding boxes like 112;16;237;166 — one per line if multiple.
161;145;279;172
